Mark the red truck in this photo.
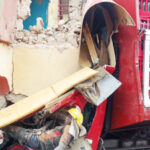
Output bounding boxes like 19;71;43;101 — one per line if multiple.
1;0;150;150
81;0;150;149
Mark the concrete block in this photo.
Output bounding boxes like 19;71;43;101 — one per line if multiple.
13;46;80;96
0;43;13;92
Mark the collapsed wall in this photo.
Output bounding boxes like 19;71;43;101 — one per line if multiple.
13;0;83;49
0;0;84;108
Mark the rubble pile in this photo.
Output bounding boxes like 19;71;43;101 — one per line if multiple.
7;0;83;110
13;22;81;49
16;0;32;30
13;0;83;48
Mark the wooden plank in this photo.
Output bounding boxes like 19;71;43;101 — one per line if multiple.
98;6;113;43
83;23;99;66
89;7;95;30
107;37;116;67
0;67;98;128
45;89;75;111
80;42;92;68
99;41;109;66
0;87;57;128
52;67;98;96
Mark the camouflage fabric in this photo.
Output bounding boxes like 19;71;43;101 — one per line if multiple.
38;126;64;150
4;125;72;150
4;109;73;150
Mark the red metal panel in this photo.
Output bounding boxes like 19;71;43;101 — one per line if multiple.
144;109;150;120
87;66;115;150
111;0;145;129
114;0;138;24
82;0;142;130
0;76;9;95
87;101;107;150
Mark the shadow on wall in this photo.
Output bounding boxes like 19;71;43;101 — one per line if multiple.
23;0;49;30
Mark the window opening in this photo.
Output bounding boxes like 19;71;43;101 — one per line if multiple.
23;0;49;30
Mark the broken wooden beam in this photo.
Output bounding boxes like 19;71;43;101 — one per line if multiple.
83;23;99;66
0;67;98;128
99;40;109;66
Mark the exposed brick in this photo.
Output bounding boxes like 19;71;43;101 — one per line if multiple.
0;76;9;95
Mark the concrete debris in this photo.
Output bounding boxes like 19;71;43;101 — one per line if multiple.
17;0;31;20
30;18;44;34
16;0;31;30
5;93;27;104
13;25;80;48
16;19;24;31
0;96;7;110
69;0;83;22
13;0;83;48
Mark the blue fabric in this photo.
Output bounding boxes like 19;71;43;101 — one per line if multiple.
26;134;40;148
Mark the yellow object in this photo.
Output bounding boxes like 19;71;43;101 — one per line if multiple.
68;108;83;127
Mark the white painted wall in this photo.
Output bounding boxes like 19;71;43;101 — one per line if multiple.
13;45;80;96
48;0;59;27
0;44;13;90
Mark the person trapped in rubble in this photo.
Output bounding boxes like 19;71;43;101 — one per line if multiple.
0;107;84;150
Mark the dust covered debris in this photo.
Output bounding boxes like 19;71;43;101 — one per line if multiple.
13;0;83;49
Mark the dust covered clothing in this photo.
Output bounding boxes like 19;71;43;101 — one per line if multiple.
4;125;70;150
4;109;73;150
38;126;64;149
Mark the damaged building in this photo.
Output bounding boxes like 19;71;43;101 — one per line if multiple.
0;0;83;105
0;0;139;149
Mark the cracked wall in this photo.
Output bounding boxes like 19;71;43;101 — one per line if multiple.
11;0;83;96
